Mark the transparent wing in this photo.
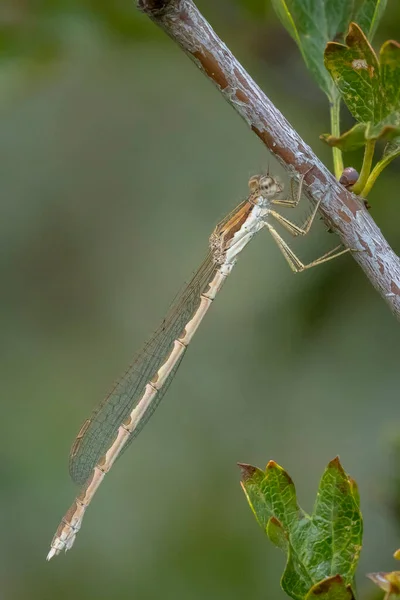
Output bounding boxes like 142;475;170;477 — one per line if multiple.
69;252;218;486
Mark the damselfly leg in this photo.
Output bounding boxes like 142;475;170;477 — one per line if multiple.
263;171;350;272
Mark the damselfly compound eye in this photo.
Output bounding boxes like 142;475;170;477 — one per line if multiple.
258;175;282;196
248;175;261;193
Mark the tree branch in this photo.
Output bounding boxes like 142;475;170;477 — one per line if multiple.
137;0;400;318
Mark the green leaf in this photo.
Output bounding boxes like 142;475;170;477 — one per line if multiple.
270;0;352;100
324;23;381;124
240;457;362;600
355;0;388;42
367;117;400;140
383;139;400;161
239;463;271;530
312;458;362;582
324;0;354;42
321;119;400;151
267;516;289;551
348;478;360;508
305;575;355;600
380;40;400;113
320;123;368;151
324;23;400;153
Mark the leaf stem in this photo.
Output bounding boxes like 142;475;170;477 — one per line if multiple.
352;139;375;195
329;96;343;179
361;150;400;197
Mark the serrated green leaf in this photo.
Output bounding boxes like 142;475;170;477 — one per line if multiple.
240;457;362;600
270;0;389;102
324;24;400;138
324;23;381;124
355;0;388;42
305;575;355;600
281;546;315;600
240;461;304;531
312;458;362;582
261;462;301;530
270;0;352;100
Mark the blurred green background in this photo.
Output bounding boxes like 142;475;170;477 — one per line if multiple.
2;2;400;599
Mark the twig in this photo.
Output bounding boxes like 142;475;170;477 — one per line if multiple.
137;0;400;318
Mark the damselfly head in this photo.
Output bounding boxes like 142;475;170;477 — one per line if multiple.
248;174;283;199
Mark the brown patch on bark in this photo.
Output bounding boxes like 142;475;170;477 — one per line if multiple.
378;260;385;275
358;236;373;257
193;50;229;90
252;125;297;166
391;281;400;296
252;125;273;147
234;67;250;90
342;192;360;217
235;89;248;103
315;170;328;187
338;209;351;223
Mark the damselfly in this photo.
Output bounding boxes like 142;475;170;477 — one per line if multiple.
47;171;348;560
